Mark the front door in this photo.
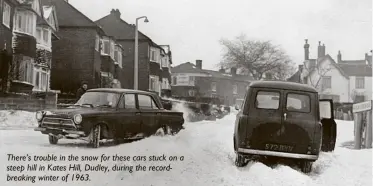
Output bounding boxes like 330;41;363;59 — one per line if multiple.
281;90;317;154
137;94;159;136
117;93;141;138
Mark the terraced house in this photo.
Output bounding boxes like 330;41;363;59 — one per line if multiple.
41;0;129;96
0;0;59;94
96;9;172;96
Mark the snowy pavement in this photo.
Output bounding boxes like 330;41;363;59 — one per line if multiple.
0;110;372;186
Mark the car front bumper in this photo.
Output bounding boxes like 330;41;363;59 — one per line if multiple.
34;127;85;136
237;148;318;161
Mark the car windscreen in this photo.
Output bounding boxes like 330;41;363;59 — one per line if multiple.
76;92;121;108
255;91;280;109
286;93;310;113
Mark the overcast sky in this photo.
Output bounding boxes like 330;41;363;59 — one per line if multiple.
69;0;372;70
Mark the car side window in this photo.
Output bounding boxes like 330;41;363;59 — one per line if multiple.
255;91;280;109
118;94;136;109
286;93;310;113
138;94;159;109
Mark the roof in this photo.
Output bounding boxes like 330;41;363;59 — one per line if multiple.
172;62;253;82
287;70;301;82
339;60;366;65
40;0;99;27
250;81;318;93
309;55;350;79
338;64;372;77
87;88;156;95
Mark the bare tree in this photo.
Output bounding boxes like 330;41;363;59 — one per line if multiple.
302;60;333;89
219;34;295;80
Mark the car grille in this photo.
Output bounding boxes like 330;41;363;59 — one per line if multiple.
41;117;76;130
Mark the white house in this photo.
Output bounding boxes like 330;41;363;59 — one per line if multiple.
292;40;372;103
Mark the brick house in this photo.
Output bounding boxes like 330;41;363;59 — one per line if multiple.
0;0;18;92
288;40;372;103
41;0;125;95
95;9;172;95
171;60;253;106
0;0;59;94
159;45;172;97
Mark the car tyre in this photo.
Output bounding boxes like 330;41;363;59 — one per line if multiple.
90;125;101;148
48;135;58;145
235;153;248;167
300;161;312;173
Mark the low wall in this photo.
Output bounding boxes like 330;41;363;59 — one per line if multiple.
0;92;58;112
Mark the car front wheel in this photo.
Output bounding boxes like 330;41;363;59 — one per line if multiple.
300;161;312;173
48;135;58;145
90;125;101;148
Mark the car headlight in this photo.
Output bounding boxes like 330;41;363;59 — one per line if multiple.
36;111;44;121
73;114;82;124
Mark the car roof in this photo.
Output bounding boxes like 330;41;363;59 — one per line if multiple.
249;81;317;93
87;88;156;96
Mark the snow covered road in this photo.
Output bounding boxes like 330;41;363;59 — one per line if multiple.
1;111;372;186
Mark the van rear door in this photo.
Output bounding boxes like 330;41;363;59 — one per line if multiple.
280;90;317;154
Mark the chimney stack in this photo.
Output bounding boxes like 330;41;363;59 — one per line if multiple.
337;50;342;63
110;9;121;19
365;53;368;61
231;67;237;75
196;60;202;69
317;41;326;58
304;39;310;60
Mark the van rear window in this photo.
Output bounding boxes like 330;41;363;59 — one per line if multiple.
255;91;280;109
286;93;310;113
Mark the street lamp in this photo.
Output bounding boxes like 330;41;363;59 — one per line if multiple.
134;16;149;90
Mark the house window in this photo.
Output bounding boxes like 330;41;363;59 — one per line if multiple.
189;76;195;86
14;11;36;36
149;76;158;91
36;28;50;46
101;38;110;55
233;84;238;94
150;47;157;62
19;60;34;84
172;76;177;85
95;35;100;51
33;68;49;91
162;57;168;68
2;2;11;28
321;76;332;89
211;82;217;92
110;39;115;59
355;77;365;89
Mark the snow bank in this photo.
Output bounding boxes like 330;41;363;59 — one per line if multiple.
0;112;371;186
0;110;37;129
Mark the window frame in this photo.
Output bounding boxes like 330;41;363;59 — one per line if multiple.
101;38;110;55
355;77;365;89
211;82;217;92
14;11;36;36
321;76;332;89
2;2;11;28
150;47;157;62
137;94;160;110
254;90;281;110
118;93;137;109
233;84;238;94
285;92;311;113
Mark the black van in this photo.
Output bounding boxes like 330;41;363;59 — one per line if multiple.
233;81;337;173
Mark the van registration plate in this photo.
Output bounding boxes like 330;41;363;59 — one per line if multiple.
265;143;294;152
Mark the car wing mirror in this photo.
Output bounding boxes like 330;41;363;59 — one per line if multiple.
235;105;240;110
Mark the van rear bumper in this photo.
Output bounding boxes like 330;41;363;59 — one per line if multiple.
237;148;318;160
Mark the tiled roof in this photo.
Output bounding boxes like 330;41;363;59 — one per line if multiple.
338;64;372;77
172;62;253;82
95;13;149;40
41;0;98;27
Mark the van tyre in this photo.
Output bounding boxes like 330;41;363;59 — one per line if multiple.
235;153;248;167
300;161;312;173
322;122;337;152
48;135;58;145
90;125;101;148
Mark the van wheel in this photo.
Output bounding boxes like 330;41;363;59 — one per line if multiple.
300;161;312;173
90;125;101;148
235;153;248;167
48;135;58;145
322;122;337;152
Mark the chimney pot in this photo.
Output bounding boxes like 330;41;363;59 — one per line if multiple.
304;39;310;60
319;41;321;46
196;60;202;69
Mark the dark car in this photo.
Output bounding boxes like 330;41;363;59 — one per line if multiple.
34;88;185;148
233;81;337;173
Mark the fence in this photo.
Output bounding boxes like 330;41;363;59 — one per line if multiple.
0;92;58;112
353;100;372;149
